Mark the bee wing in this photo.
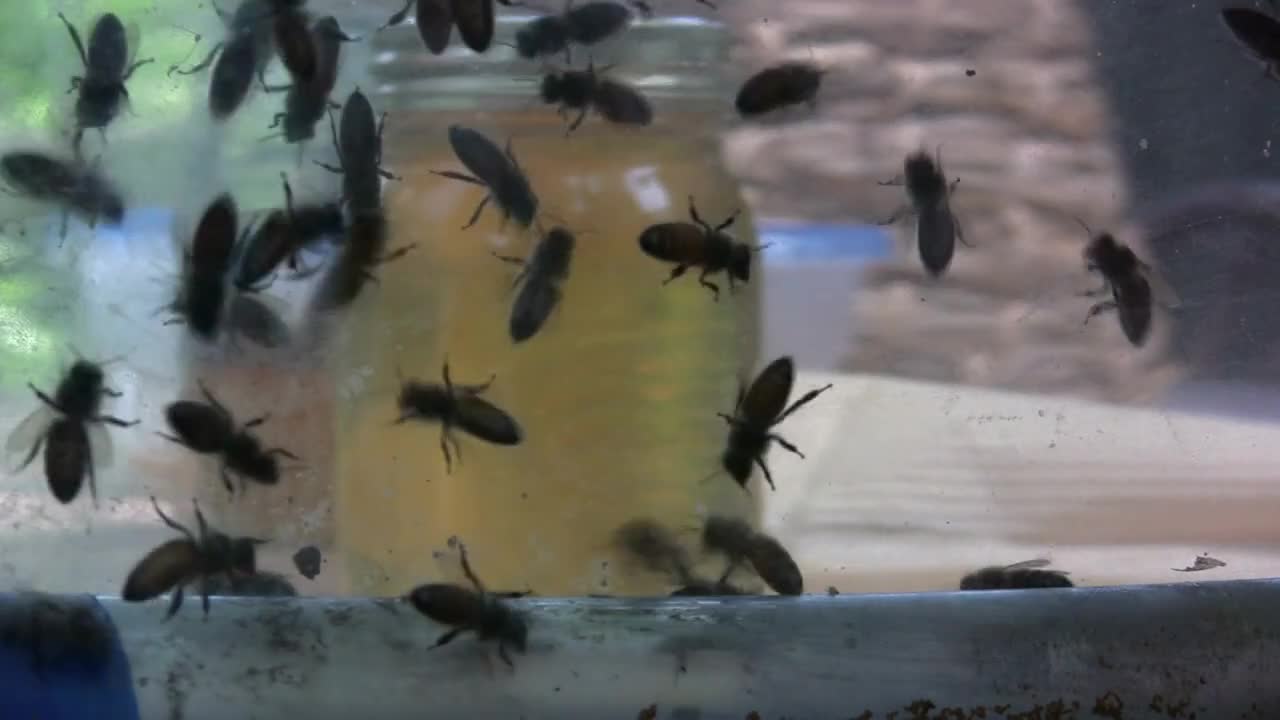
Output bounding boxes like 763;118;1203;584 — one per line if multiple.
227;293;291;348
739;356;794;421
1003;558;1053;571
417;0;454;55
4;405;57;474
125;19;143;68
453;395;523;446
1140;262;1182;311
508;277;562;343
87;420;114;469
594;80;654;126
122;539;201;602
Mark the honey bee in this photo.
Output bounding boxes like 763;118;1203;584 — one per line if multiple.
495;226;575;343
6;357;137;505
316;88;396;216
57;12;153;155
0;150;125;230
638;195;766;301
394;360;523;473
263;17;353;146
539;62;653;135
701;516;802;595
735;62;824;118
167;195;239;340
959;559;1073;591
406;542;529;667
432;125;539;229
719;356;832;492
879;148;967;277
122;496;266;618
1081;229;1158;347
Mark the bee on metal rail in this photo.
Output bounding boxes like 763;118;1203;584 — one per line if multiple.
57;12;152;155
719;356;832;492
166;195;239;340
959;559;1073;591
315;88;396;215
638;195;765;301
234;174;343;292
879;147;968;277
0;150;125;230
160;382;299;493
122;496;266;618
394;361;523;472
515;1;633;61
263;17;354;148
6;357;137;505
406;542;529;667
1221;4;1280;80
1080;228;1161;348
701;515;803;595
735;62;824;118
432;125;539;229
539;62;653;135
493;226;576;342
382;0;521;54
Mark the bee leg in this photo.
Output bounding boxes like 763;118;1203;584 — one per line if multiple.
170;42;223;76
696;272;720;301
66;76;83;94
660;265;688;287
439;428;455;473
14;435;43;473
774;383;834;424
27;384;65;414
458;374;496;395
123;57;155;81
753;457;777;491
432;628;465;648
878;205;909;225
687;196;712;233
461;195;493;230
457;542;486;593
377;244;416;265
268;113;285;129
715;412;737;427
198;381;231;419
102;387;123;398
94;413;139;427
714;209;741;232
242;413;270;429
379;0;415;30
220;466;235;494
1083;299;1118;324
87;455;98;508
567;107;587;135
954;217;974;248
164;585;185;620
877;173;904;187
770;433;805;459
200;576;211;618
498;643;515;669
149;495;196;541
1078;284;1109;298
57;13;89;69
314;160;344;174
267;447;300;461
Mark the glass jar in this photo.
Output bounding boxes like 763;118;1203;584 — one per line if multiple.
328;13;762;595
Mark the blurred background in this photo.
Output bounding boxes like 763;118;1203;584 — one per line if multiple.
0;0;1276;599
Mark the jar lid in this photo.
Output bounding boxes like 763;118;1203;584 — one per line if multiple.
364;12;730;113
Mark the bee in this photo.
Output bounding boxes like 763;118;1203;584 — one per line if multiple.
0;150;125;229
122;496;265;618
701;516;802;595
263;17;354;146
174;0;274;120
57;12;153;155
432;125;539;230
493;226;575;342
234;174;343;291
879;148;968;277
160;381;299;493
638;195;766;301
394;360;523;473
316;89;396;215
5;357;137;505
1081;229;1157;347
719;356;832;492
959;559;1073;591
515;2;633;61
735;62;824;118
539;62;653;135
406;542;529;667
1221;6;1280;80
167;195;239;340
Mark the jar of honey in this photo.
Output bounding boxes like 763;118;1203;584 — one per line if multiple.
330;13;762;595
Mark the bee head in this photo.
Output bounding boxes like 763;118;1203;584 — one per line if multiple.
729;243;752;283
720;446;754;487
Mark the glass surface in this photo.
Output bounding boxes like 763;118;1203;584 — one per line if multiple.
0;0;1275;606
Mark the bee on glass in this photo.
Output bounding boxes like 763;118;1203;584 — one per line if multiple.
173;0;275;121
234;173;343;292
56;12;153;155
383;0;522;54
719;356;832;492
1080;228;1160;348
315;89;396;215
432;125;539;229
263;17;354;148
539;61;653;135
0;150;125;230
394;361;523;473
515;2;633;61
160;382;299;493
5;357;137;505
879;148;968;277
493;226;575;342
638;195;765;301
959;559;1073;591
311;211;416;310
122;496;265;618
701;516;803;595
167;195;239;340
1221;4;1280;80
261;0;318;83
735;62;823;118
406;542;529;667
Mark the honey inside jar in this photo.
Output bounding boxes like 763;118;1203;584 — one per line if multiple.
329;19;763;596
